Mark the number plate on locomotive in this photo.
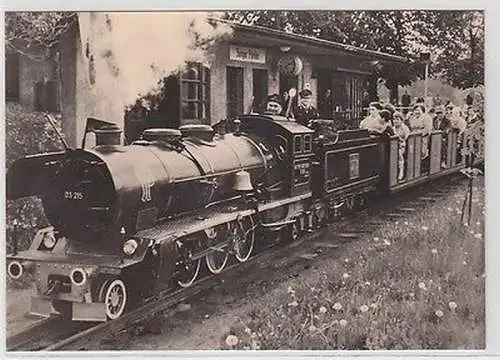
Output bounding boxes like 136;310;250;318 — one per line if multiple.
64;191;84;200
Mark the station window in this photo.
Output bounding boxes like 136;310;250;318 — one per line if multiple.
180;62;210;122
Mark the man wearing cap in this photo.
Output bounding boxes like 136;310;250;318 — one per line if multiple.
262;94;284;116
293;88;319;127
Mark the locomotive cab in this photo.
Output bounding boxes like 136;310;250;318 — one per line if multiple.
239;114;315;197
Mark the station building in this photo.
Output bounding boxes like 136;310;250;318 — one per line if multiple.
5;16;412;147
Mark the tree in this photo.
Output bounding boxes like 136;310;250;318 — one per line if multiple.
423;11;484;89
5;11;77;60
224;10;484;89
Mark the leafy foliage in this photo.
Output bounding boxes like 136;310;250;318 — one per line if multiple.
5;102;64;254
5;11;77;59
224;10;484;89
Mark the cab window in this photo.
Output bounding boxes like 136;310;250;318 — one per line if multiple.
294;135;302;154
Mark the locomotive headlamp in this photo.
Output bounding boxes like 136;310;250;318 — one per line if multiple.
70;268;87;286
8;261;23;279
123;239;139;256
42;233;57;249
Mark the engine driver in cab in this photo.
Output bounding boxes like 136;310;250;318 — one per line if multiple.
262;94;284;115
293;88;319;127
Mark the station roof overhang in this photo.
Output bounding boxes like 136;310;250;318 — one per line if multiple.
215;19;415;82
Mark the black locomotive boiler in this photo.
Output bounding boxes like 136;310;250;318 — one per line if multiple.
6;115;316;321
6;112;469;322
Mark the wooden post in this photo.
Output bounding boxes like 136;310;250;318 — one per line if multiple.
389;136;399;186
414;134;422;178
406;135;415;180
430;132;442;174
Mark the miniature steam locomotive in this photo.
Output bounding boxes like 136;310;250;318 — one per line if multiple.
6;113;468;322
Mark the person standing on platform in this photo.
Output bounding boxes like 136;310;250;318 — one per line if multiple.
293;88;319;127
318;89;334;119
401;90;411;114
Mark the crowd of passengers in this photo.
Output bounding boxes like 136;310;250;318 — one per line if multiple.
257;88;483;184
359;97;482;182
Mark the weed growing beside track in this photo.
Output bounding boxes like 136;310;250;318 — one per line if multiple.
221;178;485;350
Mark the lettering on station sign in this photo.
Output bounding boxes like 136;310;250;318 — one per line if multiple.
229;46;266;64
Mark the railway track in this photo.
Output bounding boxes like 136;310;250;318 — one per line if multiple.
7;174;468;351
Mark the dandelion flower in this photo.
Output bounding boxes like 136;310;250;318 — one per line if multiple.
225;334;239;347
431;248;438;254
360;304;369;313
435;310;444;318
421;226;429;231
319;306;328;314
373;237;379;242
395;221;399;225
339;319;347;327
418;282;427;290
448;301;458;310
384;239;391;246
404;221;409;226
344;258;349;263
343;273;350;279
364;281;371;286
333;302;343;311
288;300;299;307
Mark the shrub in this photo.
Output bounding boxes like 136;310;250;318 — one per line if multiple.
5;102;63;257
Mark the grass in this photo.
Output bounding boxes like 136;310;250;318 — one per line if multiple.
219;177;485;350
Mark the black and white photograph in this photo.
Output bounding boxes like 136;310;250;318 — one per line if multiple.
4;9;487;353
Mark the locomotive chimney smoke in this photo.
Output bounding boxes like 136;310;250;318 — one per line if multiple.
78;12;233;132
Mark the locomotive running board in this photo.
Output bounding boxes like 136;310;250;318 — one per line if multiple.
135;192;312;245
